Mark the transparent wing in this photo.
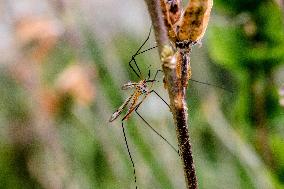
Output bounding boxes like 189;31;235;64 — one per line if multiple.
121;81;138;90
123;91;143;121
109;94;134;122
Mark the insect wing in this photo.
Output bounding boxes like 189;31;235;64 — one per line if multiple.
121;82;137;90
123;91;143;121
109;94;133;122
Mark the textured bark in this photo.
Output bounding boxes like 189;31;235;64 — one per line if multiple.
144;0;198;188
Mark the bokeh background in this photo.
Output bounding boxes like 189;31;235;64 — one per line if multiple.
0;0;283;189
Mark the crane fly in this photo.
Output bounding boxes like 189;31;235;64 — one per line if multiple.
109;70;163;123
109;27;171;129
109;24;233;189
109;27;178;189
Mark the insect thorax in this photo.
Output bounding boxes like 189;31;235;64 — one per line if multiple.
137;80;148;94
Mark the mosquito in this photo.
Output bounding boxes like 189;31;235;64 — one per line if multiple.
109;27;178;189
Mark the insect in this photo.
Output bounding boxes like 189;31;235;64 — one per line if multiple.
109;22;232;188
109;27;178;189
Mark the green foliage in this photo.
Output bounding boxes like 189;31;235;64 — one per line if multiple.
208;0;284;187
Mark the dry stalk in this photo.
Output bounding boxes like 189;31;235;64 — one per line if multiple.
144;0;213;188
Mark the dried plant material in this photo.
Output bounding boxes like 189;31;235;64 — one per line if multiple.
178;0;213;42
160;0;213;44
161;45;176;89
176;51;182;79
56;64;95;106
166;0;182;25
160;0;178;42
143;1;215;188
160;0;213;90
174;92;185;108
161;45;175;68
180;51;191;87
15;16;63;61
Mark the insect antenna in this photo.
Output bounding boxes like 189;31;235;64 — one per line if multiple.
189;78;234;93
121;122;138;189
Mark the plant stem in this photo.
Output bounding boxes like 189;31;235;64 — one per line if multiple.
144;0;198;188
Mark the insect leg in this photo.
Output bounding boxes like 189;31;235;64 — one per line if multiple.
189;78;233;93
134;106;179;154
121;121;138;189
129;46;158;79
135;45;158;56
128;26;157;79
129;57;142;79
149;90;170;109
152;70;163;81
146;70;163;83
131;45;158;80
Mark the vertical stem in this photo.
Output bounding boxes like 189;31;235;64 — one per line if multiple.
173;90;198;189
144;0;198;188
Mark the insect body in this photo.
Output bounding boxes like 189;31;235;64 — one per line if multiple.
109;70;177;189
109;78;156;123
109;27;178;189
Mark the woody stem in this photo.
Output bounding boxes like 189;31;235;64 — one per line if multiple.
144;0;198;188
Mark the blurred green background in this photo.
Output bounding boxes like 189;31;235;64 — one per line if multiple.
0;0;283;188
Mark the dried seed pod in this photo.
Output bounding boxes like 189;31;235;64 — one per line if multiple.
177;0;213;42
160;0;177;42
165;0;182;25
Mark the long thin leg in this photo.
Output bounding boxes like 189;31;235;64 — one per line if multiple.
128;27;152;79
129;45;157;79
128;27;158;79
131;91;177;154
189;78;233;93
146;69;163;83
144;90;184;155
134;26;152;55
146;90;187;155
152;70;162;81
135;108;179;154
121;122;138;189
136;45;158;56
129;57;142;78
149;90;170;109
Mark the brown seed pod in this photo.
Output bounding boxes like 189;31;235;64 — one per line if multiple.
160;0;177;42
166;0;182;25
177;0;213;42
